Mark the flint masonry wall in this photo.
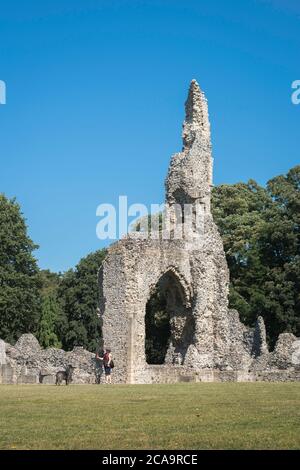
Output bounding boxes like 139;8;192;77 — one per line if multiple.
0;334;103;385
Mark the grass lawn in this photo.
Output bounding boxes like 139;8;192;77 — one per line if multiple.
0;382;299;450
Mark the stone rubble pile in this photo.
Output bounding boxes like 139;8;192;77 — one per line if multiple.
0;334;102;384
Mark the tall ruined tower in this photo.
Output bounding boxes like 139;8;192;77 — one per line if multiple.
166;79;212;213
99;80;238;384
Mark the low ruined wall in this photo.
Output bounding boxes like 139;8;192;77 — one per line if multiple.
0;334;103;385
1;332;300;385
130;365;300;384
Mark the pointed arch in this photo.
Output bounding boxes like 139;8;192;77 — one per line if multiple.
145;266;194;365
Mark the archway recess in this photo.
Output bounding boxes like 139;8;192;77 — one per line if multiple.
145;269;194;365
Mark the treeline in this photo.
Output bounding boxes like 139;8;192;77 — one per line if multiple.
212;165;300;346
37;250;106;352
0;165;299;350
0;192;105;351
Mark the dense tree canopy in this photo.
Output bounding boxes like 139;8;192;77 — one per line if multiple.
37;294;62;349
57;250;106;352
212;165;300;347
0;194;106;350
0;194;41;343
36;269;63;348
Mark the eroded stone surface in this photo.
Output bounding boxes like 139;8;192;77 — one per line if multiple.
0;334;102;384
0;340;6;366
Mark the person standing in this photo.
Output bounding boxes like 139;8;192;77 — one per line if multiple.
95;348;104;384
97;348;113;384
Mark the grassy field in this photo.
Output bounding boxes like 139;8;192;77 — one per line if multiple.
0;382;299;450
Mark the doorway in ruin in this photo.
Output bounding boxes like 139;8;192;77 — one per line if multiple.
145;270;194;365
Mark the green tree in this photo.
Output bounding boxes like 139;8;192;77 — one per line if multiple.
38;269;68;347
212;180;272;325
37;294;61;348
0;194;41;343
58;250;106;351
38;269;62;297
262;165;300;342
212;166;300;347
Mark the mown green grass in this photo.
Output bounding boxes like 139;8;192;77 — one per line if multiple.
0;382;299;450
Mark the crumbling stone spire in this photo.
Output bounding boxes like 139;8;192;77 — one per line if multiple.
182;79;211;150
166;79;213;212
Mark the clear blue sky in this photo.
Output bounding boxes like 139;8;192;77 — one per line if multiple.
0;0;299;272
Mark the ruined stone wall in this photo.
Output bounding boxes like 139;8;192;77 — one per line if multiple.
99;79;300;384
1;329;299;385
0;334;102;385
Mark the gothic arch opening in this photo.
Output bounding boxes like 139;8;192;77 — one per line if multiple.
145;270;194;365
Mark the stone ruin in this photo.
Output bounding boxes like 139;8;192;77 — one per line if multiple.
99;79;300;384
0;334;102;384
0;80;299;385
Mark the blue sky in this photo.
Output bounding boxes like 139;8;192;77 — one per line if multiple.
0;0;299;272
